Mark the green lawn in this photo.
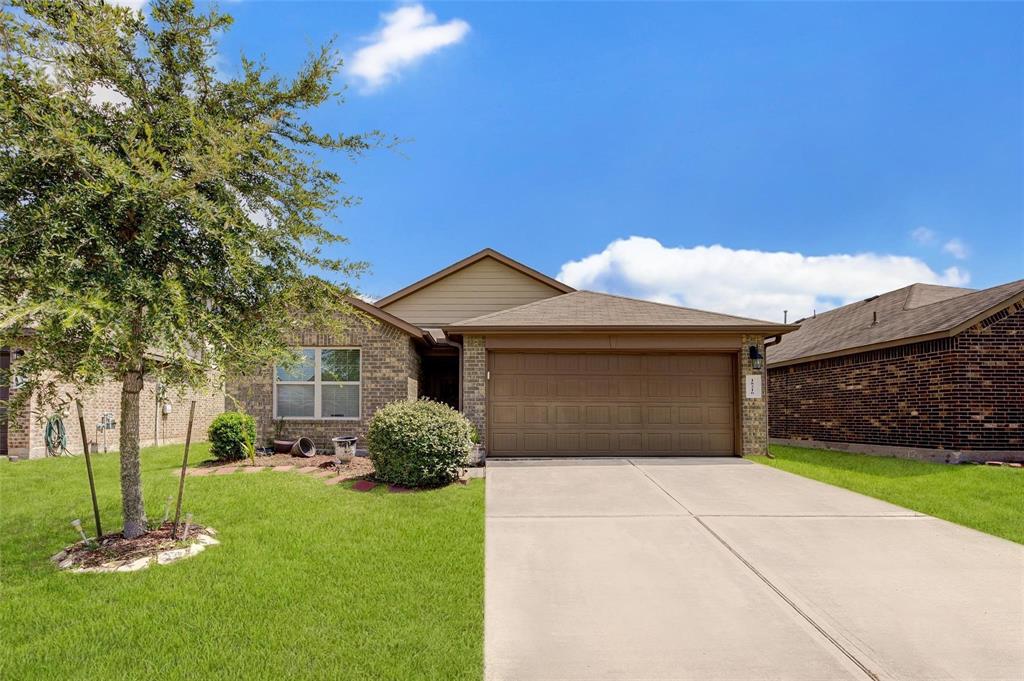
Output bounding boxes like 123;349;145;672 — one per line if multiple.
757;445;1024;544
0;444;483;680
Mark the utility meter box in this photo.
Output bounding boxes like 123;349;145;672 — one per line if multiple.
162;402;172;415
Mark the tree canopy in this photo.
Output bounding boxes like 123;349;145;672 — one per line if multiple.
0;0;383;536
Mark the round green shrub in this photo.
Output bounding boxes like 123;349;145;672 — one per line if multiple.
208;411;257;461
367;399;473;487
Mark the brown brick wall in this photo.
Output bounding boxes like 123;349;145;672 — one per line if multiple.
461;335;487;449
8;374;223;459
227;315;421;452
740;334;769;455
769;301;1023;452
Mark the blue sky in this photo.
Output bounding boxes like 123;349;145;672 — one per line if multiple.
184;1;1021;319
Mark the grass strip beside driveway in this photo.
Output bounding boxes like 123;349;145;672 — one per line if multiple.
757;445;1023;544
0;444;484;680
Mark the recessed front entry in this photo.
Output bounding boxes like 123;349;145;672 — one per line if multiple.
487;351;736;456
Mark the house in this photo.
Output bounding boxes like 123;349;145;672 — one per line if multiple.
767;279;1024;463
230;248;796;457
0;346;223;459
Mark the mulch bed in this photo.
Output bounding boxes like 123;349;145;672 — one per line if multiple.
59;521;209;569
198;453;375;480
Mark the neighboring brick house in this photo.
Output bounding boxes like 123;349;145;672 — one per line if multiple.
228;248;795;457
1;347;223;460
768;279;1024;462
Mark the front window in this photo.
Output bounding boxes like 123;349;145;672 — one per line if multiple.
275;348;360;419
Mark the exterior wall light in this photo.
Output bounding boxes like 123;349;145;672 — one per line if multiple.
749;345;764;370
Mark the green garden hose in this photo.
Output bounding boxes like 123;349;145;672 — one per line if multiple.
44;414;71;457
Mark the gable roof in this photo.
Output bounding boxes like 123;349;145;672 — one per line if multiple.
767;279;1024;367
375;248;574;308
444;290;797;334
345;296;428;341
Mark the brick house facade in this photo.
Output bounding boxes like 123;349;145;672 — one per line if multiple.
769;290;1023;462
227;312;423;452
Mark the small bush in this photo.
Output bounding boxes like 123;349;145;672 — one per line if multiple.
367;399;473;487
208;412;257;461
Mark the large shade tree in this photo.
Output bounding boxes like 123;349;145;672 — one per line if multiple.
0;0;380;537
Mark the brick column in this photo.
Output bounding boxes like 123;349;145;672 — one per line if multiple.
461;335;487;450
739;334;768;455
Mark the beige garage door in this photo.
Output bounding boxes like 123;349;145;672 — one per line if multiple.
488;352;736;456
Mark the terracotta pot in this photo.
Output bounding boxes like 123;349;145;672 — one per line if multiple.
272;439;295;454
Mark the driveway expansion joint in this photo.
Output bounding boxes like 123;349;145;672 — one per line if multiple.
629;459;881;681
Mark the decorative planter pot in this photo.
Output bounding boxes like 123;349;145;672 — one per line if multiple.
272;439;295;454
332;436;357;464
290;437;316;458
466;444;484;467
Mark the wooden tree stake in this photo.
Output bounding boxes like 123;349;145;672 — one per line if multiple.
172;400;197;539
74;399;102;538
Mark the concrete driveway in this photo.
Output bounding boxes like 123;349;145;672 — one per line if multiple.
485;458;1024;681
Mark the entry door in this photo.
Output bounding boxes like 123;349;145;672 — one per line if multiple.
488;352;736;456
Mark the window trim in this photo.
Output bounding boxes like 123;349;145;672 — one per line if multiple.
273;347;361;421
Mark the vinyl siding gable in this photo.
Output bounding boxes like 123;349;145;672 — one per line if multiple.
380;256;566;326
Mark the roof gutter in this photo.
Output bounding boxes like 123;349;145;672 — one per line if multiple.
444;324;800;336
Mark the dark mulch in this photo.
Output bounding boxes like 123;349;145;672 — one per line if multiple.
61;521;208;568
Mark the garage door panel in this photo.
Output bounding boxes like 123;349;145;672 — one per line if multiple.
489;352;735;456
705;377;733;400
705;354;733;374
618;406;642;425
619;433;643;451
493;405;518;425
555;433;580;451
679;406;703;425
523;405;548;424
584;433;611;452
554;378;581;398
555;405;581;424
706;432;734;453
707;406;732;425
678;433;703;451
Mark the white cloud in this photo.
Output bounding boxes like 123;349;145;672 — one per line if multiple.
557;237;970;322
89;83;132;108
911;227;936;245
942;238;968;260
349;4;469;92
108;0;147;10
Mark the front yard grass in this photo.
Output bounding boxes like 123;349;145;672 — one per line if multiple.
758;445;1024;544
0;444;483;680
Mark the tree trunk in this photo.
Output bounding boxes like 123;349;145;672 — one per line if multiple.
119;368;147;539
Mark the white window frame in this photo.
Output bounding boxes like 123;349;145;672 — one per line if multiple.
273;347;361;420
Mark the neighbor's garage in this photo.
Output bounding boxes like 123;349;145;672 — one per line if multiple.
487;351;736;456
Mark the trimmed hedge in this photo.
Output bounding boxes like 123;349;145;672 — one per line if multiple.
208;412;257;461
367;399;473;487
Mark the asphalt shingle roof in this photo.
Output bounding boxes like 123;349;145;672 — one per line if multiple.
445;291;791;331
767;279;1024;366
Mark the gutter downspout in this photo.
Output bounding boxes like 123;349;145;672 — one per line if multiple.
762;335;782;459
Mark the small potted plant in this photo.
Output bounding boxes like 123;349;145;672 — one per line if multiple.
466;425;484;466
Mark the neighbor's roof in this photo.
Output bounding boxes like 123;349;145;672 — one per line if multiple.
444;291;797;333
375;248;574;307
767;279;1024;367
